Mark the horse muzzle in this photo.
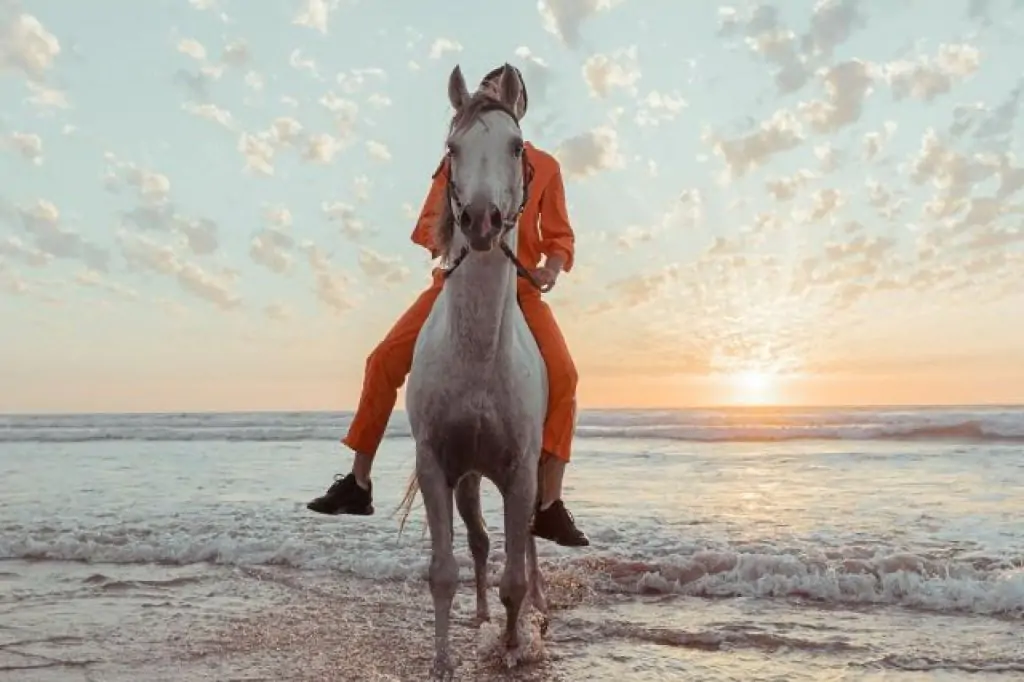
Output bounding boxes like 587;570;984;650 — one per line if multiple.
459;200;504;252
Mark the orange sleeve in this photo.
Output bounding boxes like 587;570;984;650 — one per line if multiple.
538;162;576;273
410;157;450;257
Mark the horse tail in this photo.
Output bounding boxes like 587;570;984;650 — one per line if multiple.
394;468;421;537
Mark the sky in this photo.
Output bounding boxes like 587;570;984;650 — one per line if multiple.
1;0;1023;413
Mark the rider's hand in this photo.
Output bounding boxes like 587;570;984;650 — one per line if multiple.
531;266;559;291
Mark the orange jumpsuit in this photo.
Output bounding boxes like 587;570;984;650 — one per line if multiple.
342;142;579;462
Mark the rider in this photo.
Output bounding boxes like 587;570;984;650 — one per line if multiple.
307;64;589;547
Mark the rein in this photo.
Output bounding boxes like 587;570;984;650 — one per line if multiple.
439;102;551;294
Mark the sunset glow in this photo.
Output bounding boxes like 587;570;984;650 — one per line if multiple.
729;371;777;406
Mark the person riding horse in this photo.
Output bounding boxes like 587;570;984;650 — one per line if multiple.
307;63;588;548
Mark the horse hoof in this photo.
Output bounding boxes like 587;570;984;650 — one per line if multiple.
474;613;490;628
430;662;455;681
539;615;550;637
430;653;455;681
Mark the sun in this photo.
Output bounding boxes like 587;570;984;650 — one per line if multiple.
730;370;777;405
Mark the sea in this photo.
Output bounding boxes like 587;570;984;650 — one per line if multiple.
1;406;1022;681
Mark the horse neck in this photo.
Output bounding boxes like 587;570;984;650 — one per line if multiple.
444;235;518;363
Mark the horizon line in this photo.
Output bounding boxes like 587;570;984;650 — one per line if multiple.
2;401;1022;418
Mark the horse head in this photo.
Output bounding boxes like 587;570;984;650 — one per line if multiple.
438;64;528;256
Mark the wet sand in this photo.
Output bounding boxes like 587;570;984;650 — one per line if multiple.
0;561;588;682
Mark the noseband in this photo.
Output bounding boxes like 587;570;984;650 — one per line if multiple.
440;102;549;293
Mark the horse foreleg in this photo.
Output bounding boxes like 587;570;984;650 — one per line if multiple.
499;462;537;651
455;473;490;626
418;453;458;680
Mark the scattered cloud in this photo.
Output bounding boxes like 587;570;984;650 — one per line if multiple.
582;46;641;98
293;0;335;34
555;126;624;179
303;241;354;314
0;11;61;80
428;38;462;60
357;247;409;285
118;230;240;310
365;140;391;162
3;130;43;164
538;0;623;48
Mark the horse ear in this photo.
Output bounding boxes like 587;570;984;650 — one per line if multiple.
497;64;522;113
448;65;470;110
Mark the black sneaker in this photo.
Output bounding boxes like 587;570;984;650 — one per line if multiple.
306;473;374;516
531;500;589;547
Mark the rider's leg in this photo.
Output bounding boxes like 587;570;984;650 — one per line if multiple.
517;290;588;547
307;274;443;516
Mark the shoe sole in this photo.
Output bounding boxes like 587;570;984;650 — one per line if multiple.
306;503;375;516
531;529;590;547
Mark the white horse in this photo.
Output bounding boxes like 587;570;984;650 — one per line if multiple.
398;64;549;679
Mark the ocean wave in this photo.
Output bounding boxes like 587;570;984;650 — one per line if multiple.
1;408;1023;444
3;526;1022;619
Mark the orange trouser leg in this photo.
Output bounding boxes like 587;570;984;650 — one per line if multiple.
342;277;443;457
519;293;578;463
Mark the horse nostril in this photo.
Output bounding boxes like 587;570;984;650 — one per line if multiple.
488;206;502;228
459;211;473;229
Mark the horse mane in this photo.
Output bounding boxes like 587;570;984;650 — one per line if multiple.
433;93;521;262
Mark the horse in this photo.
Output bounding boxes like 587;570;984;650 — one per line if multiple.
397;63;550;679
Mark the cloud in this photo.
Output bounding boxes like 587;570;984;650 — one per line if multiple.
183;102;234;129
725;0;867;95
537;0;623;48
221;39;250;68
16;199;110;271
352;175;372;203
357;247;409;285
293;0;335;34
634;90;686;127
304;133;343;164
3;130;42;164
704;109;805;179
428;38;462;60
0;234;50;267
75;268;139;302
24;80;67;110
237;113;340;174
555;126;623;179
104;155;220;255
882;43;981;102
118;230;240;310
303;242;354;314
319;92;360;142
335;67;387;95
582;46;640;97
264;301;291;321
862;120;897;161
797;59;874;133
765;169;817;201
0;10;61;80
366;93;391;108
249;205;296;274
365;140;391;162
322;201;366;239
176;38;207;61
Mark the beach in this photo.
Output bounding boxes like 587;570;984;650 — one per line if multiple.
1;407;1023;681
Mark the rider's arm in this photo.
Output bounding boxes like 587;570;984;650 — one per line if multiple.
538;162;575;273
410;157;450;259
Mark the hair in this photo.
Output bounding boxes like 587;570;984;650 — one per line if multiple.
481;64;528;117
434;90;522;259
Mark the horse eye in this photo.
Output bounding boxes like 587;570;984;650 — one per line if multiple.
446;143;458;158
512;140;524;157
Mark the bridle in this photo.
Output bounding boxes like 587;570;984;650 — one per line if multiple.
440;101;550;294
